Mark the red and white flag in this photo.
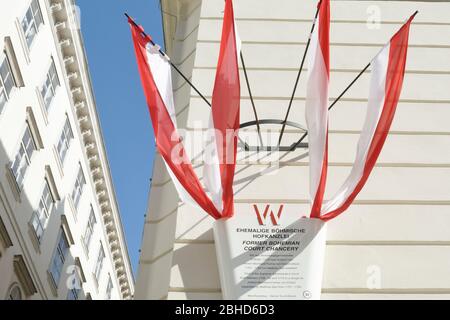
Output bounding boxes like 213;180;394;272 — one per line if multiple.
203;0;241;218
128;0;240;220
306;0;330;219
315;13;416;221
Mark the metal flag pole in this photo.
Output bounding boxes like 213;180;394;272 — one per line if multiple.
289;9;418;151
277;2;322;146
289;62;371;150
240;52;264;147
125;13;250;150
125;14;209;106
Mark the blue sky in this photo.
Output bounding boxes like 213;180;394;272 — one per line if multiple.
77;0;164;274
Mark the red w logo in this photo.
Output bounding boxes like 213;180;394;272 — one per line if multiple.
253;204;284;226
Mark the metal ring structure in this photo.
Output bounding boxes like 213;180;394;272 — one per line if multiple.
239;119;309;151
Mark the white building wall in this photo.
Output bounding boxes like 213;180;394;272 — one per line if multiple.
136;0;450;299
0;0;134;299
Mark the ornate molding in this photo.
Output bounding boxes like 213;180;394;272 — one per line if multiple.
13;255;38;297
0;214;13;249
160;0;201;56
46;0;134;299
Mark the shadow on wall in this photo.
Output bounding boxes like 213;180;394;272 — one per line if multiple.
171;218;320;299
0;140;83;300
169;148;311;300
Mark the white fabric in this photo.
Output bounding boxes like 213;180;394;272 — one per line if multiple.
321;44;390;214
305;15;329;214
203;115;223;211
146;44;198;206
202;4;241;213
145;1;241;213
146;45;177;126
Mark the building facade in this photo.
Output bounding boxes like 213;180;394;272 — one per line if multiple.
0;0;134;299
136;0;450;299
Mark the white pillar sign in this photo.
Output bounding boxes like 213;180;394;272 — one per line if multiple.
214;204;327;300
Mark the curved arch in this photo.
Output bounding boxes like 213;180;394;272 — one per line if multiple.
6;283;22;300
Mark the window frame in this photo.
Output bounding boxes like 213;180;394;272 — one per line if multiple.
105;275;113;300
93;244;105;282
49;229;69;287
83;206;96;253
71;164;86;209
56;115;74;164
21;0;44;49
0;52;15;114
66;287;79;300
40;58;60;111
30;179;56;243
10;124;37;188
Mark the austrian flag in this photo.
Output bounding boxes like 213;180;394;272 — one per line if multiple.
128;0;240;220
128;0;416;223
308;11;416;221
306;0;330;220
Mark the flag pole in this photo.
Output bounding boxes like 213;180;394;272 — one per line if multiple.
125;13;212;108
290;10;418;151
240;52;264;147
277;2;322;146
290;62;371;150
125;13;250;150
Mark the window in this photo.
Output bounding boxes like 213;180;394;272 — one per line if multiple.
66;261;83;300
49;230;69;286
10;125;36;187
0;54;15;113
71;165;85;209
67;287;79;300
105;276;113;300
7;285;22;300
4;37;25;88
83;206;96;252
93;245;105;282
21;0;43;48
40;59;59;110
56;116;73;164
30;180;55;242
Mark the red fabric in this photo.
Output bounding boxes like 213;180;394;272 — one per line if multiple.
129;23;222;220
319;15;414;222
310;0;330;219
211;0;241;218
318;0;330;77
310;134;328;218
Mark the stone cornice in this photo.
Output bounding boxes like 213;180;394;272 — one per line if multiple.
46;0;134;298
160;0;201;55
